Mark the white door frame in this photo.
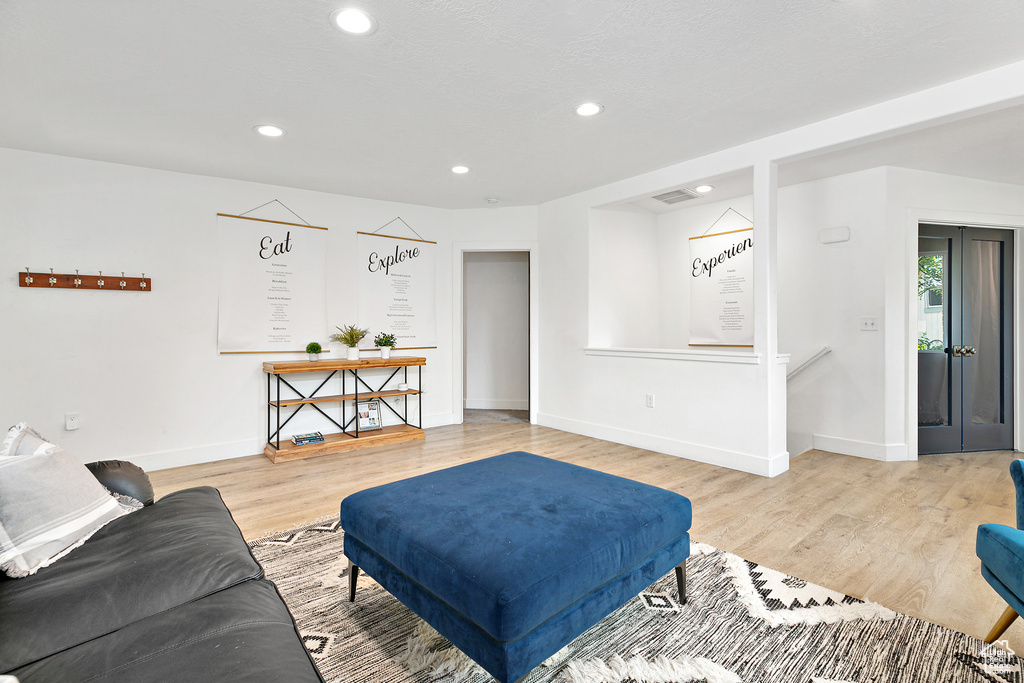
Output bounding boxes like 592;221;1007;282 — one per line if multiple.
452;242;539;424
905;209;1024;459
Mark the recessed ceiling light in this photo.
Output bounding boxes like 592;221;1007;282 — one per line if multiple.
330;8;377;35
695;185;714;193
575;102;604;117
452;166;470;174
255;125;285;137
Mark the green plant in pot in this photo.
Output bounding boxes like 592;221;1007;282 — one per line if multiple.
330;325;368;360
305;341;322;361
374;332;397;359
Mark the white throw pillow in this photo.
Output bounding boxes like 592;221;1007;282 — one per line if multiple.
0;424;128;578
0;422;55;456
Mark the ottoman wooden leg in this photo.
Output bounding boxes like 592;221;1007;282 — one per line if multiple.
348;561;361;602
675;561;687;605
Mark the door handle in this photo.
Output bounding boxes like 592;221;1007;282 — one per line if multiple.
949;346;963;357
964;346;977;357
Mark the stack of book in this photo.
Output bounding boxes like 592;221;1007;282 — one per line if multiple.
291;431;325;446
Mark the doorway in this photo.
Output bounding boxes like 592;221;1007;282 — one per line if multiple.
917;224;1014;454
462;251;530;424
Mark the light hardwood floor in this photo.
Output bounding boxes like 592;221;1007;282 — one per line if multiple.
149;422;1023;652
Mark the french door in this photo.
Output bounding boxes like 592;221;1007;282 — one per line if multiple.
917;224;1013;454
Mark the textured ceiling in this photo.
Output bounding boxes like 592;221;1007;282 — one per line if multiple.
1;0;1023;209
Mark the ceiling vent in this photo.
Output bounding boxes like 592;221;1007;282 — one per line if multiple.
652;188;700;204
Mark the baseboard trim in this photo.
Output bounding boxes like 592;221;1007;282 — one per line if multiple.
537;412;789;477
464;399;530;410
135;412;458;471
423;412;455;429
131;439;263;472
812;434;909;461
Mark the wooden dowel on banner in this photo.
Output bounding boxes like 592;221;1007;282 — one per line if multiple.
356;231;437;245
217;213;328;231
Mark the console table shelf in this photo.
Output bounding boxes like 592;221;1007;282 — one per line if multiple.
270;388;422;408
263;356;425;463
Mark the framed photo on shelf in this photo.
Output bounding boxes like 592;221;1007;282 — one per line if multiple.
356;400;383;431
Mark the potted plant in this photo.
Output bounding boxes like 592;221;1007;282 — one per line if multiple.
330;324;368;360
305;341;322;361
374;332;397;359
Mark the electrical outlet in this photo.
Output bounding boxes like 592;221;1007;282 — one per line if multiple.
860;317;880;332
65;413;80;430
646;393;655;408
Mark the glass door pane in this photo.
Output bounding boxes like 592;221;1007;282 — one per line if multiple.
917;237;950;427
967;239;1003;425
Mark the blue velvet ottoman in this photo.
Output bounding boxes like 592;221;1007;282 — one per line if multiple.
340;451;692;683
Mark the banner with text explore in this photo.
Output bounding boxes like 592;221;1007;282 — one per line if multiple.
689;227;753;347
217;214;327;353
357;231;436;348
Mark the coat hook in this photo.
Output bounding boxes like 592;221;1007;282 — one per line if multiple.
49;268;56;286
97;270;104;288
74;269;81;288
140;273;147;289
120;271;126;289
24;267;33;286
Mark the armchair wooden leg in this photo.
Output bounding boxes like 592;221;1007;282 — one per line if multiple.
348;561;360;602
985;605;1019;643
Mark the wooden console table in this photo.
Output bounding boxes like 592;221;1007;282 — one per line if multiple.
263;356;425;463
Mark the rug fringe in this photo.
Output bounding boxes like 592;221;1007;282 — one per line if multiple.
399;621;484;678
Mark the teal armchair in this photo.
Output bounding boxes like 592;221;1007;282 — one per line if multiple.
977;459;1024;642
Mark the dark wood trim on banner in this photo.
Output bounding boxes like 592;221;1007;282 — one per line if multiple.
688;344;755;348
220;350;334;355
689;227;754;241
357;231;437;245
217;213;329;231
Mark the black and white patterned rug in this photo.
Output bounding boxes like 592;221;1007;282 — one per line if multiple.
249;518;1021;683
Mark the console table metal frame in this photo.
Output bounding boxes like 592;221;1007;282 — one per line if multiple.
262;356;425;463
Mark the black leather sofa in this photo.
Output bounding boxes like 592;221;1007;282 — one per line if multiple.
0;461;324;683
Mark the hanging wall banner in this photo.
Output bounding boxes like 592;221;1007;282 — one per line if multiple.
217;213;328;353
689;227;754;347
357;225;436;348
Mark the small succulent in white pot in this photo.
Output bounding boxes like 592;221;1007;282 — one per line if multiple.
374;332;397;359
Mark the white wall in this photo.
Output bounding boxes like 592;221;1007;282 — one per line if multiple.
463;251;530;410
777;168;889;457
885;168;1024;458
450;206;539;244
538;187;788;477
588;207;659;347
538;161;1022;476
0;147;536;469
777;167;1024;461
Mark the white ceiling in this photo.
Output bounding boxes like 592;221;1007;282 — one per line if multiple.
2;0;1023;210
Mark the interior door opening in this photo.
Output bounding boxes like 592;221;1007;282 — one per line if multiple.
917;224;1013;454
462;251;530;424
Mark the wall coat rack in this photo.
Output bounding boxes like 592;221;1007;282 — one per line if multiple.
18;269;152;292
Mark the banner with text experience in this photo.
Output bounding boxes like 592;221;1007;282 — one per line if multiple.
688;228;754;347
217;214;327;353
357;232;436;348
